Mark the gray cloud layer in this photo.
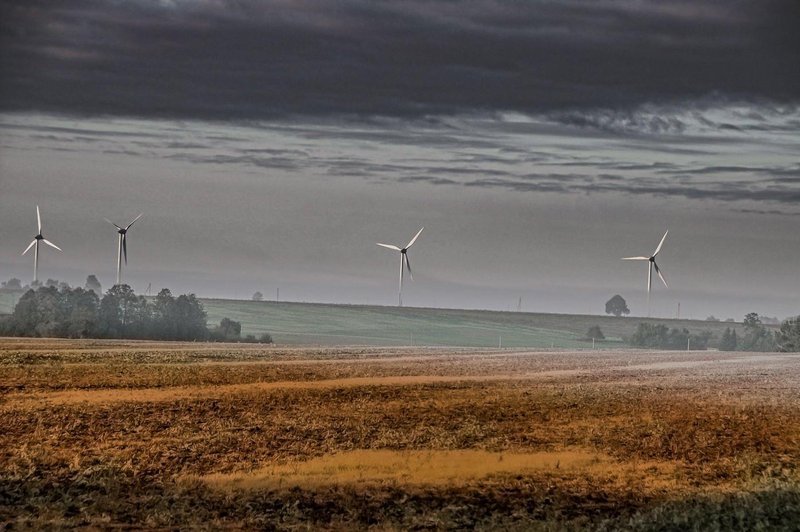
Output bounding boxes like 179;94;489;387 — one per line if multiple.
3;104;797;209
1;0;798;119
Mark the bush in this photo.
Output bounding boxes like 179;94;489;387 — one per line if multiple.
585;325;605;340
211;317;242;341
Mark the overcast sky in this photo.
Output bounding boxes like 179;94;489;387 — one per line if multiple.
1;0;798;319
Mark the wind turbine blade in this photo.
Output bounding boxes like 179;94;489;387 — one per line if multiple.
122;234;128;264
36;205;42;233
654;261;668;288
42;239;62;252
405;253;413;280
653;230;669;256
104;218;123;230
22;239;36;255
621;256;649;260
406;227;424;248
126;213;144;230
377;243;402;251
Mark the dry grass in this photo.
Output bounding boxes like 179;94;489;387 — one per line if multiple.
196;448;680;491
1;338;799;530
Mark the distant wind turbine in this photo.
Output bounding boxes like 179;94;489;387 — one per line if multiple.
105;214;143;286
21;206;62;284
377;227;424;307
622;230;669;316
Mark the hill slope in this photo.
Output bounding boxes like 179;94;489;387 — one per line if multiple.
201;299;737;348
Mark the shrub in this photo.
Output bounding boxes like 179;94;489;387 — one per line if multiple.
585;325;605;340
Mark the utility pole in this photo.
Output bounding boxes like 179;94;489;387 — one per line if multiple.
677;302;681;319
276;287;280;303
517;296;522;312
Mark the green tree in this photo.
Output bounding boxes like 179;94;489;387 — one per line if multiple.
152;288;177;339
62;288;99;338
98;285;142;337
605;295;630;317
719;328;738;351
776;316;800;352
252;291;264;301
173;294;208;341
740;312;776;351
743;312;761;329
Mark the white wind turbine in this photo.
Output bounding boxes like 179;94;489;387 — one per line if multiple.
622;230;669;316
105;214;143;286
377;227;424;307
21;206;62;284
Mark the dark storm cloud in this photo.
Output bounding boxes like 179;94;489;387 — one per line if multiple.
736;208;800;216
1;0;797;120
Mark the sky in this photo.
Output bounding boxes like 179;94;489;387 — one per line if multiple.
0;0;798;319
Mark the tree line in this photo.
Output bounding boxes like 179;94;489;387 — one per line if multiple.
718;313;799;352
627;312;799;352
0;284;271;343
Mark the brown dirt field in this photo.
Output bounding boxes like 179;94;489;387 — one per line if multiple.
1;338;798;530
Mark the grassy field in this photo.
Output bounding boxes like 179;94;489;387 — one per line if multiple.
1;339;798;529
202;298;739;348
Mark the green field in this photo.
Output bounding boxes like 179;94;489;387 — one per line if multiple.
0;291;743;348
202;298;740;348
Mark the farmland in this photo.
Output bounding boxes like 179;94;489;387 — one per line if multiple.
1;338;798;529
